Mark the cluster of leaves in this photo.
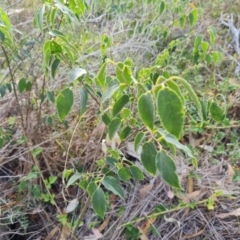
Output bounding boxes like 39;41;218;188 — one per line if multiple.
0;0;229;232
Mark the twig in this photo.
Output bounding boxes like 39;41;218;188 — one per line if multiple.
220;13;240;54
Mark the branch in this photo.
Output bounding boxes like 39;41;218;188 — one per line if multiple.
220;13;240;55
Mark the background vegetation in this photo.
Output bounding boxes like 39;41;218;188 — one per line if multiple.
0;0;240;239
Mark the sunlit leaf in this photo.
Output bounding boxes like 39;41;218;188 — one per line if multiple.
49;29;64;37
97;62;107;87
201;41;209;53
50;40;62;54
69;67;87;82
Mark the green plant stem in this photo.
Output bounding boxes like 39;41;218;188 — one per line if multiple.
80;79;100;106
119;198;208;228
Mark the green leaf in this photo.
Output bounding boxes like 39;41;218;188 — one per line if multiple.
159;1;165;15
55;1;75;22
138;93;155;130
156;150;181;189
177;78;203;123
140;142;157;176
208;26;217;46
120;126;131;140
0;31;5;43
102;84;119;103
43;41;51;69
0;138;4;148
166;80;184;103
106;157;118;170
201;41;209;53
51;58;60;79
212;51;222;64
108;118;122;140
113;95;129;117
67;172;81;188
79;179;88;190
18;78;26;93
0;86;6;97
129;165;144;180
50;40;62;54
31;147;42;157
210;101;225;122
25;81;32;91
158;129;193;158
26;172;38;180
63;169;73;181
49;176;57;184
157;87;184;139
79;88;88;116
189;8;198;27
92;187;106;219
102;176;124;199
200;98;209;121
123;66;133;85
49;29;64;37
97;62;107;87
194;35;203;49
47;91;55;103
118;167;131;182
122;108;131;119
69;67;87;82
134;132;145;152
69;0;85;15
87;182;97;197
56;88;74;121
116;62;125;83
102;113;111;126
35;4;45;31
179;15;186;28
